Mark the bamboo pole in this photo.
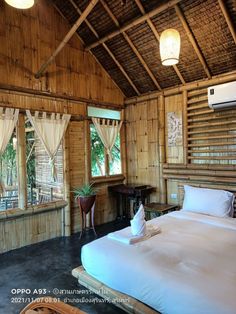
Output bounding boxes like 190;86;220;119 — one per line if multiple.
188;113;236;124
163;163;236;170
63;129;71;237
188;156;236;160
188;141;236;148
99;0;162;91
0;84;123;110
122;33;162;91
218;0;236;45
183;90;188;164
188;134;236;141
188;120;236;129
86;0;182;50
187;95;208;104
125;71;236;104
187;109;213;117
16;114;27;209
187;103;208;111
134;0;185;85
69;0;140;96
188;149;236;153
174;4;211;79
163;168;236;177
188;126;236;135
163;174;236;183
35;0;99;78
158;95;167;203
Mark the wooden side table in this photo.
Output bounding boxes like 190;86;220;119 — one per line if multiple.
144;203;179;220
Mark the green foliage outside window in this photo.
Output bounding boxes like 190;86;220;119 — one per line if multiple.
90;124;121;177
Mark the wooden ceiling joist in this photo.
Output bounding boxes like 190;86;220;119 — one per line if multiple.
86;0;182;50
35;0;99;78
134;0;185;85
100;0;162;91
69;0;140;95
174;4;211;79
218;0;236;45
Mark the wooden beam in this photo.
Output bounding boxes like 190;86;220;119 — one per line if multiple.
134;0;185;85
16;114;27;209
123;33;162;90
125;70;236;104
35;0;99;78
86;0;182;50
63;129;71;237
175;4;211;79
69;0;140;95
100;0;161;90
218;0;236;44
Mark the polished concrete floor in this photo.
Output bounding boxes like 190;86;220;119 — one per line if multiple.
0;220;129;314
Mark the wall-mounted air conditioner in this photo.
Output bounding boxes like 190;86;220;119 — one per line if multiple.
208;81;236;110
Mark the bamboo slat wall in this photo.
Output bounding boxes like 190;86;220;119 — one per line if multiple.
35;137;64;198
125;99;160;202
125;76;236;207
0;205;63;254
0;0;124;252
0;0;123;105
187;89;236;164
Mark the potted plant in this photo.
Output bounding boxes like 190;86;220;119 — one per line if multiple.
73;183;98;214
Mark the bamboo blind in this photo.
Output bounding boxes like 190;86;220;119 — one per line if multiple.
187;88;236;164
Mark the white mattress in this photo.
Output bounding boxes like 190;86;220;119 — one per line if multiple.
81;211;236;314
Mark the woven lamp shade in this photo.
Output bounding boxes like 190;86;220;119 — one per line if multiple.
160;29;181;66
5;0;34;9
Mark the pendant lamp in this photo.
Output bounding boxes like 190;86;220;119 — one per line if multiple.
5;0;34;9
160;29;181;66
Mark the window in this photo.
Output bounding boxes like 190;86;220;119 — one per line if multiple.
90;124;122;177
0;133;18;210
89;107;122;178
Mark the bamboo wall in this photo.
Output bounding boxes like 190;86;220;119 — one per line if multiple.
0;0;124;252
125;76;236;207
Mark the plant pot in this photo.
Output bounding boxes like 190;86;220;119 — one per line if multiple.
78;195;96;214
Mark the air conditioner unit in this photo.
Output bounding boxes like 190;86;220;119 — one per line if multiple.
208;81;236;110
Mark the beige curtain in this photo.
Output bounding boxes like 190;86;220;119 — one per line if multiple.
0;108;19;195
92;117;122;160
26;110;71;182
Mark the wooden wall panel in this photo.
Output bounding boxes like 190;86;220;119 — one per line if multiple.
125;77;236;207
0;0;123;105
125;99;160;201
0;208;62;254
0;0;124;253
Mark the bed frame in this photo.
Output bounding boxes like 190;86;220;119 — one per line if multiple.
72;266;159;314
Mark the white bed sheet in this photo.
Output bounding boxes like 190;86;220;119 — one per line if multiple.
81;211;236;314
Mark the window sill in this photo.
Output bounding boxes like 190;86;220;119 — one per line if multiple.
0;200;67;221
91;175;125;185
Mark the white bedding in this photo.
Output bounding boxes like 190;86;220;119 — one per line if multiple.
81;211;236;314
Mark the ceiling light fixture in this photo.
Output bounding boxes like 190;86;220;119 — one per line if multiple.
5;0;34;9
160;28;181;66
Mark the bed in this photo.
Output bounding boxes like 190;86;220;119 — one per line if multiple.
73;186;236;314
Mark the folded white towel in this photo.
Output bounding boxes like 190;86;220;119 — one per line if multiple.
130;204;146;236
108;225;161;245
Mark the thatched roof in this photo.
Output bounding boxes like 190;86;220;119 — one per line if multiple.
52;0;236;98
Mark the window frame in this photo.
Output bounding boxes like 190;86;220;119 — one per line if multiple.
88;116;125;183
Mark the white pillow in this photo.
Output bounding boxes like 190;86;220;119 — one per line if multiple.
182;185;235;218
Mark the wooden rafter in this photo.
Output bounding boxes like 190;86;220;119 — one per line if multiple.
218;0;236;45
100;0;162;90
69;0;140;95
174;4;211;79
86;0;182;50
35;0;99;78
134;0;185;85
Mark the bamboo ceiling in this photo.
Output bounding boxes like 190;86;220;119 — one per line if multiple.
52;0;236;98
